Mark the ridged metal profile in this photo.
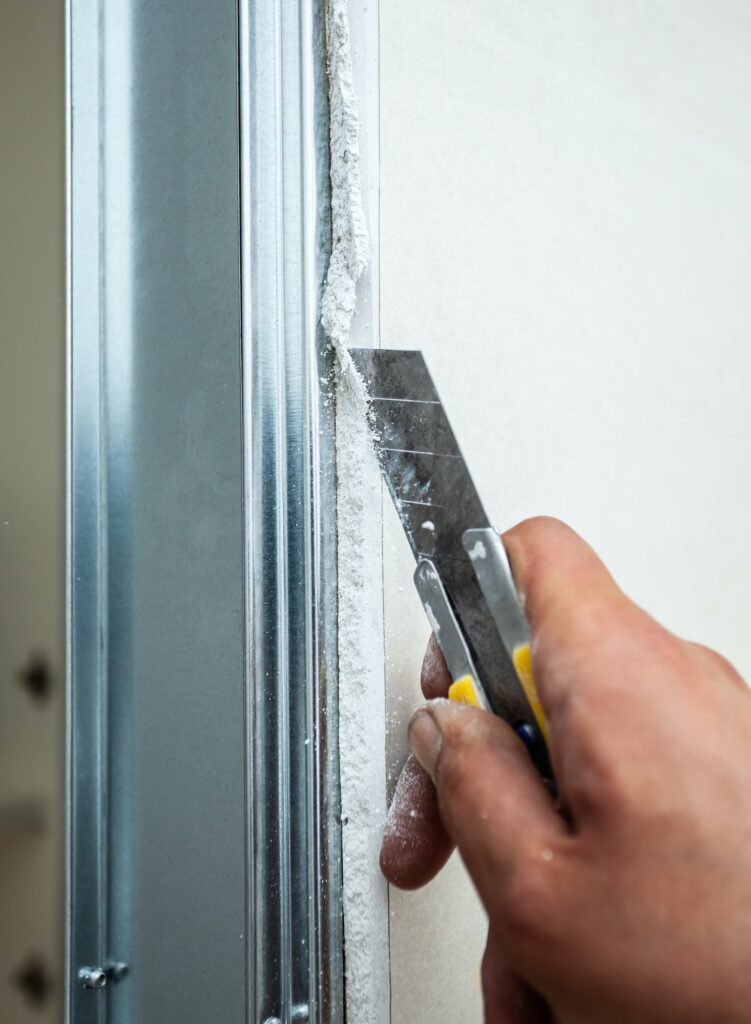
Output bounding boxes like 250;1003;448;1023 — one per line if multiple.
239;1;343;1023
68;0;342;1020
66;2;107;1021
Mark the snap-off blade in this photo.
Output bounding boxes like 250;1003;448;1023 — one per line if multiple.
349;347;546;757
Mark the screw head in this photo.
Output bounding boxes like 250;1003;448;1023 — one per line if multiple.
78;967;107;990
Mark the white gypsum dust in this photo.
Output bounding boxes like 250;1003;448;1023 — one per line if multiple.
323;2;390;1023
423;603;442;637
383;755;428;845
321;0;369;374
468;539;487;561
334;377;389;1024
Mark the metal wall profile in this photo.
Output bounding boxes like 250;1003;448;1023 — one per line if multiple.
241;0;343;1021
67;0;342;1021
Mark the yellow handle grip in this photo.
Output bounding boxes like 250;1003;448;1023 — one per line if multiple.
448;651;550;747
512;642;550;744
448;674;482;707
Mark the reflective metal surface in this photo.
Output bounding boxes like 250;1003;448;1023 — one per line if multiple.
241;0;342;1018
68;0;341;1021
69;1;247;1021
463;528;531;653
66;2;107;1020
412;560;484;707
351;347;540;733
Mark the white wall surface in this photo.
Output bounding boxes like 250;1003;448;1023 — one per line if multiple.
378;3;751;1021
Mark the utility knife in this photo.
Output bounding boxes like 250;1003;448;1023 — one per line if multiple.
349;347;552;782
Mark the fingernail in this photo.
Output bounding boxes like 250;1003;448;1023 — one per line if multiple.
408;710;442;779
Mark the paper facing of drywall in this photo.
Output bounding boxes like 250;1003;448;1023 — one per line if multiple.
380;2;751;1022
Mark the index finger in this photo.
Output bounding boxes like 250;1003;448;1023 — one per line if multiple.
501;517;690;793
421;632;452;699
380;635;455;889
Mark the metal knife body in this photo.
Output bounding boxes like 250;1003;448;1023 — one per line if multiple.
349;348;552;781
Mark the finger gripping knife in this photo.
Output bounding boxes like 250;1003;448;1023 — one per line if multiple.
350;348;553;783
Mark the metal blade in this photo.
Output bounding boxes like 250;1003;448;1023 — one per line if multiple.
349;347;533;725
350;348;489;562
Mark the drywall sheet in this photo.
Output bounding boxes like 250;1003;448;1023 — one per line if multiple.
379;3;751;1021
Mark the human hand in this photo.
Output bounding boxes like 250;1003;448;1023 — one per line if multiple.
380;517;751;1023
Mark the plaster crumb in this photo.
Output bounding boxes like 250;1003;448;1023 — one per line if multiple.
321;0;369;378
383;752;426;843
468;539;487;560
423;603;441;636
421;519;435;532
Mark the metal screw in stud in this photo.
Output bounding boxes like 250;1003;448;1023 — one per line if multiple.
78;967;107;990
78;962;128;990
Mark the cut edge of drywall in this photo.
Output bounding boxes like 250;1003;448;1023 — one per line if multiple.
321;0;369;373
323;2;391;1023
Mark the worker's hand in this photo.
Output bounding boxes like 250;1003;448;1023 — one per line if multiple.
380;517;751;1024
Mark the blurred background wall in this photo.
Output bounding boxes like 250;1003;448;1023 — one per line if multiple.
0;1;65;1020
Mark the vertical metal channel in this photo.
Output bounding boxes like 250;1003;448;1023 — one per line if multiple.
69;0;342;1019
67;1;139;1019
70;0;249;1019
67;1;106;1021
240;0;342;1022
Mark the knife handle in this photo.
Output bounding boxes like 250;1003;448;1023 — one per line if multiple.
413;559;488;712
448;646;550;747
463;528;551;746
447;674;483;707
511;642;549;746
414;550;553;782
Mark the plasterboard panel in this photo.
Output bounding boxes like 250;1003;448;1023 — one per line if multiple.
380;3;751;1021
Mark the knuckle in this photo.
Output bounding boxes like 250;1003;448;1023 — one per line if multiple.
503;517;572;591
687;641;746;688
694;643;728;672
505;515;571;547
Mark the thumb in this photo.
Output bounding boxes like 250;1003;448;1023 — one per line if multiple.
409;699;566;918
